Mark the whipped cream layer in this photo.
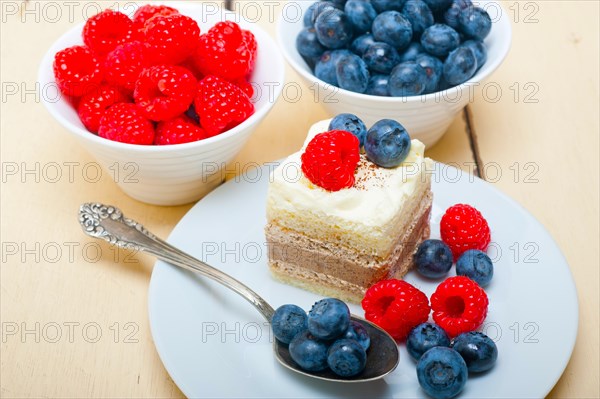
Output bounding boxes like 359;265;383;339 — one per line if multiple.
266;119;433;257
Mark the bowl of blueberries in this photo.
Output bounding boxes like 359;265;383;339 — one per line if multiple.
278;0;511;147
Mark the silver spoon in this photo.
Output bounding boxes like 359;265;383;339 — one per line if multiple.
78;202;399;382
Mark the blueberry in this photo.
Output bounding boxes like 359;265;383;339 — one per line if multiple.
303;3;315;27
308;298;351;340
421;24;460;57
329;113;368;147
417;347;468;399
456;249;493;287
289;330;329;371
372;0;407;13
414;239;453;278
342;320;371;350
443;46;477;86
344;0;377;34
407;323;451;361
350;34;377;56
443;0;472;29
415;54;443;93
372;11;413;50
399;42;425;63
401;0;434;38
458;6;492;40
389;61;428;96
315;8;354;49
336;53;370;93
365;119;411;168
461;39;487;70
363;42;401;74
296;27;327;59
327;339;367;377
451;331;498;372
315;49;353;86
366;74;391;96
304;2;325;27
315;52;339;85
422;0;453;12
307;1;342;27
271;304;308;344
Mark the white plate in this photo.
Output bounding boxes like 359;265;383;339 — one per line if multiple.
148;163;578;398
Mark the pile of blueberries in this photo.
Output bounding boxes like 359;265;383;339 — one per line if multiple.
296;0;491;96
271;298;371;377
415;240;494;286
408;323;498;398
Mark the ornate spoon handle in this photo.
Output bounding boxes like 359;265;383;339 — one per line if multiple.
78;203;275;321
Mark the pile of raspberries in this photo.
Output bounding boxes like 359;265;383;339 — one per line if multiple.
53;5;257;145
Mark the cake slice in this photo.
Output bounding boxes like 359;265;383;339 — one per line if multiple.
265;119;434;303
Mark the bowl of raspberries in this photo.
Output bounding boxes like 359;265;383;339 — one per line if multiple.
39;3;284;205
278;0;511;147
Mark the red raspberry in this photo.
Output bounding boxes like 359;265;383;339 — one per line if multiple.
98;103;154;145
155;115;208;145
230;79;254;99
193;22;256;81
440;204;491;260
301;131;360;192
144;14;201;64
53;45;103;97
82;10;134;56
242;29;258;75
362;279;431;341
194;75;255;137
77;85;131;133
134;65;197;122
104;42;151;92
132;4;179;30
431;276;489;337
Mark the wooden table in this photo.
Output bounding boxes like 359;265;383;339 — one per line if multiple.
1;1;598;397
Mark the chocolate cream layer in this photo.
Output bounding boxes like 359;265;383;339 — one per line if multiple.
267;191;433;303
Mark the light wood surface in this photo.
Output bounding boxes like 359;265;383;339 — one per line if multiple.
1;1;598;398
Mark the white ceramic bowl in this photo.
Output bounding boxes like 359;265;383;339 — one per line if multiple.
39;2;284;206
278;0;511;147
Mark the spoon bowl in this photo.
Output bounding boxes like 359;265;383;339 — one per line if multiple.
275;316;399;382
78;202;400;382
